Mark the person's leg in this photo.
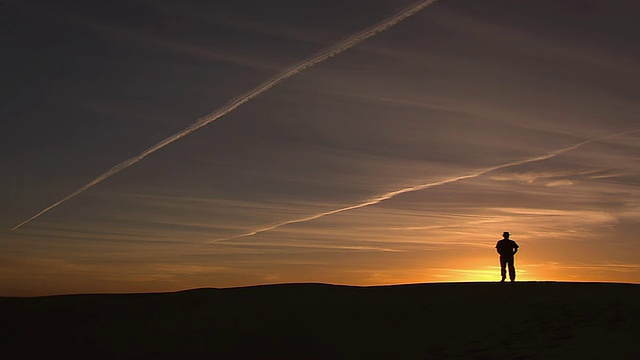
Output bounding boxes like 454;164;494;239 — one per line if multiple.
500;256;507;282
508;258;516;281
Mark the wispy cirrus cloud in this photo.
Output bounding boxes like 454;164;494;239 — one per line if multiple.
211;130;640;243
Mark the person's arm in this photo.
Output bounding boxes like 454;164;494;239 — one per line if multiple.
513;243;519;255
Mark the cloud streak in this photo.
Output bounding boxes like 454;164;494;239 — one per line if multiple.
12;0;440;231
212;129;640;243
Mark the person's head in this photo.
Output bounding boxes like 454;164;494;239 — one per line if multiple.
502;231;510;239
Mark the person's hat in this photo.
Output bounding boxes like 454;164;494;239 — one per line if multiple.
503;231;510;237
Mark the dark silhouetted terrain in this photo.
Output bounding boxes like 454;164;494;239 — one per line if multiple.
1;282;638;359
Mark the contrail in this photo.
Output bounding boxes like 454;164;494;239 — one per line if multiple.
12;0;440;231
211;129;640;243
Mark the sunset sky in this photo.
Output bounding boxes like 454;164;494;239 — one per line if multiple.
2;0;639;296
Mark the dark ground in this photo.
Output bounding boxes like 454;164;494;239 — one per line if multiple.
1;282;639;359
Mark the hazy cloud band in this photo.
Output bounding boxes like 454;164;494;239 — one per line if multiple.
12;0;440;230
212;129;640;243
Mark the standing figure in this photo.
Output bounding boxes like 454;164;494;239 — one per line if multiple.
496;231;519;282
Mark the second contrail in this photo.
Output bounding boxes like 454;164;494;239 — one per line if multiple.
12;0;440;230
210;128;640;243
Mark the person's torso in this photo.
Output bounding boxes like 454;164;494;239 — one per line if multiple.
497;239;516;256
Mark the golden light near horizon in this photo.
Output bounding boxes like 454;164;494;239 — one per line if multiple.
430;267;507;283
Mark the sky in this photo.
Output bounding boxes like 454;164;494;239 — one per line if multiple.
2;0;639;296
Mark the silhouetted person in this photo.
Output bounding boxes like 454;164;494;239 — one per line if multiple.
496;231;519;282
